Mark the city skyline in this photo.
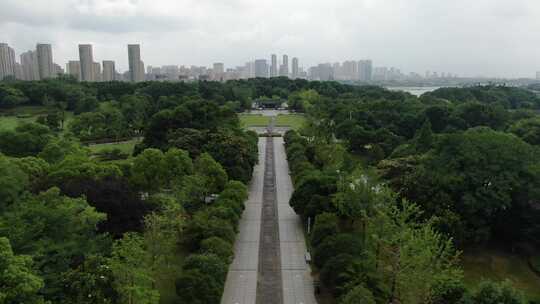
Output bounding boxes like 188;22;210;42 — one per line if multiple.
0;41;531;82
2;1;540;78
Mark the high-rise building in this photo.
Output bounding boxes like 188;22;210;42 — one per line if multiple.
358;60;373;82
14;63;23;80
279;54;289;77
0;43;16;80
243;61;255;79
213;63;224;74
342;61;358;80
79;44;94;82
254;59;268;78
270;54;277;77
128;44;144;82
212;62;224;80
536;72;540;80
36;44;54;79
292;57;299;79
309;63;333;81
67;61;81;81
373;67;388;81
93;62;102;82
20;50;39;81
102;60;116;81
53;63;64;76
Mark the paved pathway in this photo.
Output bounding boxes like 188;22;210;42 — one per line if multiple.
275;137;317;304
221;138;265;304
221;117;317;304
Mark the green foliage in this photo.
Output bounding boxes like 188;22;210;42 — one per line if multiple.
175;269;222;304
163;148;193;185
0;84;29;108
0;187;107;300
61;254;117;304
38;137;88;164
340;284;376;304
11;156;48;188
131;148;165;192
184;211;236;250
200;237;234;262
509;116;540;145
403;127;539;244
469;280;526;304
194;152;228;194
425;85;540;109
143;207;185;276
177;174;208;213
314;234;363;268
311;212;339;247
109;232;159;304
0;237;45;304
290;172;337;219
0;154;28;209
0;122;53;157
175;254;228;304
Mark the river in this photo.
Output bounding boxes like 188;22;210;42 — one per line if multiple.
386;86;442;96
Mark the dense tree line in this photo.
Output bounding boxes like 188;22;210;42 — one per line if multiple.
0;78;264;303
2;77;540;303
301;85;540;249
285;129;529;303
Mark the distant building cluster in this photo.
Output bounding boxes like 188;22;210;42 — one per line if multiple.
1;42;475;83
0;42;146;83
1;43;62;81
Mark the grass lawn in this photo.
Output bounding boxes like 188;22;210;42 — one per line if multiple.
239;114;271;128
88;139;140;155
275;114;307;130
0;115;36;130
462;248;540;301
0;106;74;131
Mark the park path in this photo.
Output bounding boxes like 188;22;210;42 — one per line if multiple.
275;137;317;304
221;115;317;304
221;138;265;304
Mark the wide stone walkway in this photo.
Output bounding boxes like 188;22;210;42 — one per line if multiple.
275;137;317;304
221;138;265;304
221;133;317;304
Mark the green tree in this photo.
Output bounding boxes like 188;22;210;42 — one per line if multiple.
38;138;88;164
0;187;107;300
470;280;525;304
311;212;339;247
194;153;228;194
367;200;463;304
0;84;29;108
177;174;208;213
340;284;375;304
109;233;159;304
163;148;193;186
143;206;184;277
0;237;45;304
414;120;434;152
200;237;234;262
131;148;165;192
61;254;117;304
0;154;28;209
509;117;540;145
175;269;222;304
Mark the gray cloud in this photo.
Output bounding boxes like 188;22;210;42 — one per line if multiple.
1;0;540;78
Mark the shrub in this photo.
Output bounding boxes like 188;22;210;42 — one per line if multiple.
314;233;363;268
200;237;234;262
311;212;339;247
340;284;376;304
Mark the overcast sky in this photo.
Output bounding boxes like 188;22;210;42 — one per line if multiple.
1;0;539;78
